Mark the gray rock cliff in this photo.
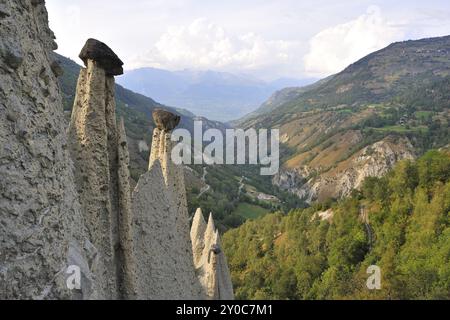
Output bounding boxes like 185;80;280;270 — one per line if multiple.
0;0;95;300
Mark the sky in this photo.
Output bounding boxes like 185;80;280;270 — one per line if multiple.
46;0;450;80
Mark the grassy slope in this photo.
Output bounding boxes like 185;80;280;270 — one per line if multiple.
233;202;271;220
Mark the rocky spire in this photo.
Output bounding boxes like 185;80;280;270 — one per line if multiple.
131;110;204;299
191;208;207;266
68;39;134;299
148;109;192;262
190;211;234;300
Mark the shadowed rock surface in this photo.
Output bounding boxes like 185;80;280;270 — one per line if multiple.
0;0;96;299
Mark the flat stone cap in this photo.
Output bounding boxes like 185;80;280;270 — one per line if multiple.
79;38;124;76
153;109;181;131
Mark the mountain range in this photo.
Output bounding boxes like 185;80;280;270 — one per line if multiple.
117;67;315;121
240;35;450;203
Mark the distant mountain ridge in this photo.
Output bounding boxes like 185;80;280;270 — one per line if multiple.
234;76;333;125
247;35;450;120
117;67;316;121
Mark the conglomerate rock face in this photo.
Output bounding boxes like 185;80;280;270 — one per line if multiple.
0;0;95;299
116;118;137;299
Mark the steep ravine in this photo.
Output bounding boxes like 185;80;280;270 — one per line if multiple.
273;136;415;202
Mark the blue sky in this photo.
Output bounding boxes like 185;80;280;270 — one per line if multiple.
46;0;450;80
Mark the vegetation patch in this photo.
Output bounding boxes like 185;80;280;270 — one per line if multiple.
233;202;271;220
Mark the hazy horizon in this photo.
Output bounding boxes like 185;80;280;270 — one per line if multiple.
46;0;450;81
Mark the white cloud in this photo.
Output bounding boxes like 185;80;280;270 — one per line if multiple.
304;6;405;77
128;18;306;79
47;1;450;80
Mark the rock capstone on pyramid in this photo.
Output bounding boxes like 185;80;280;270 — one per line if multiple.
153;109;181;131
79;38;124;76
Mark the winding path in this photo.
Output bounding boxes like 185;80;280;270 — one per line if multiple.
237;176;245;197
197;167;211;199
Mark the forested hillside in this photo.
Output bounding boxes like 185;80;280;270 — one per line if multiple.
223;150;450;299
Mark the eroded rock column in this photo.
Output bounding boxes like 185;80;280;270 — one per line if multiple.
0;0;95;299
191;208;207;267
190;211;234;300
132;110;203;299
68;39;135;299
